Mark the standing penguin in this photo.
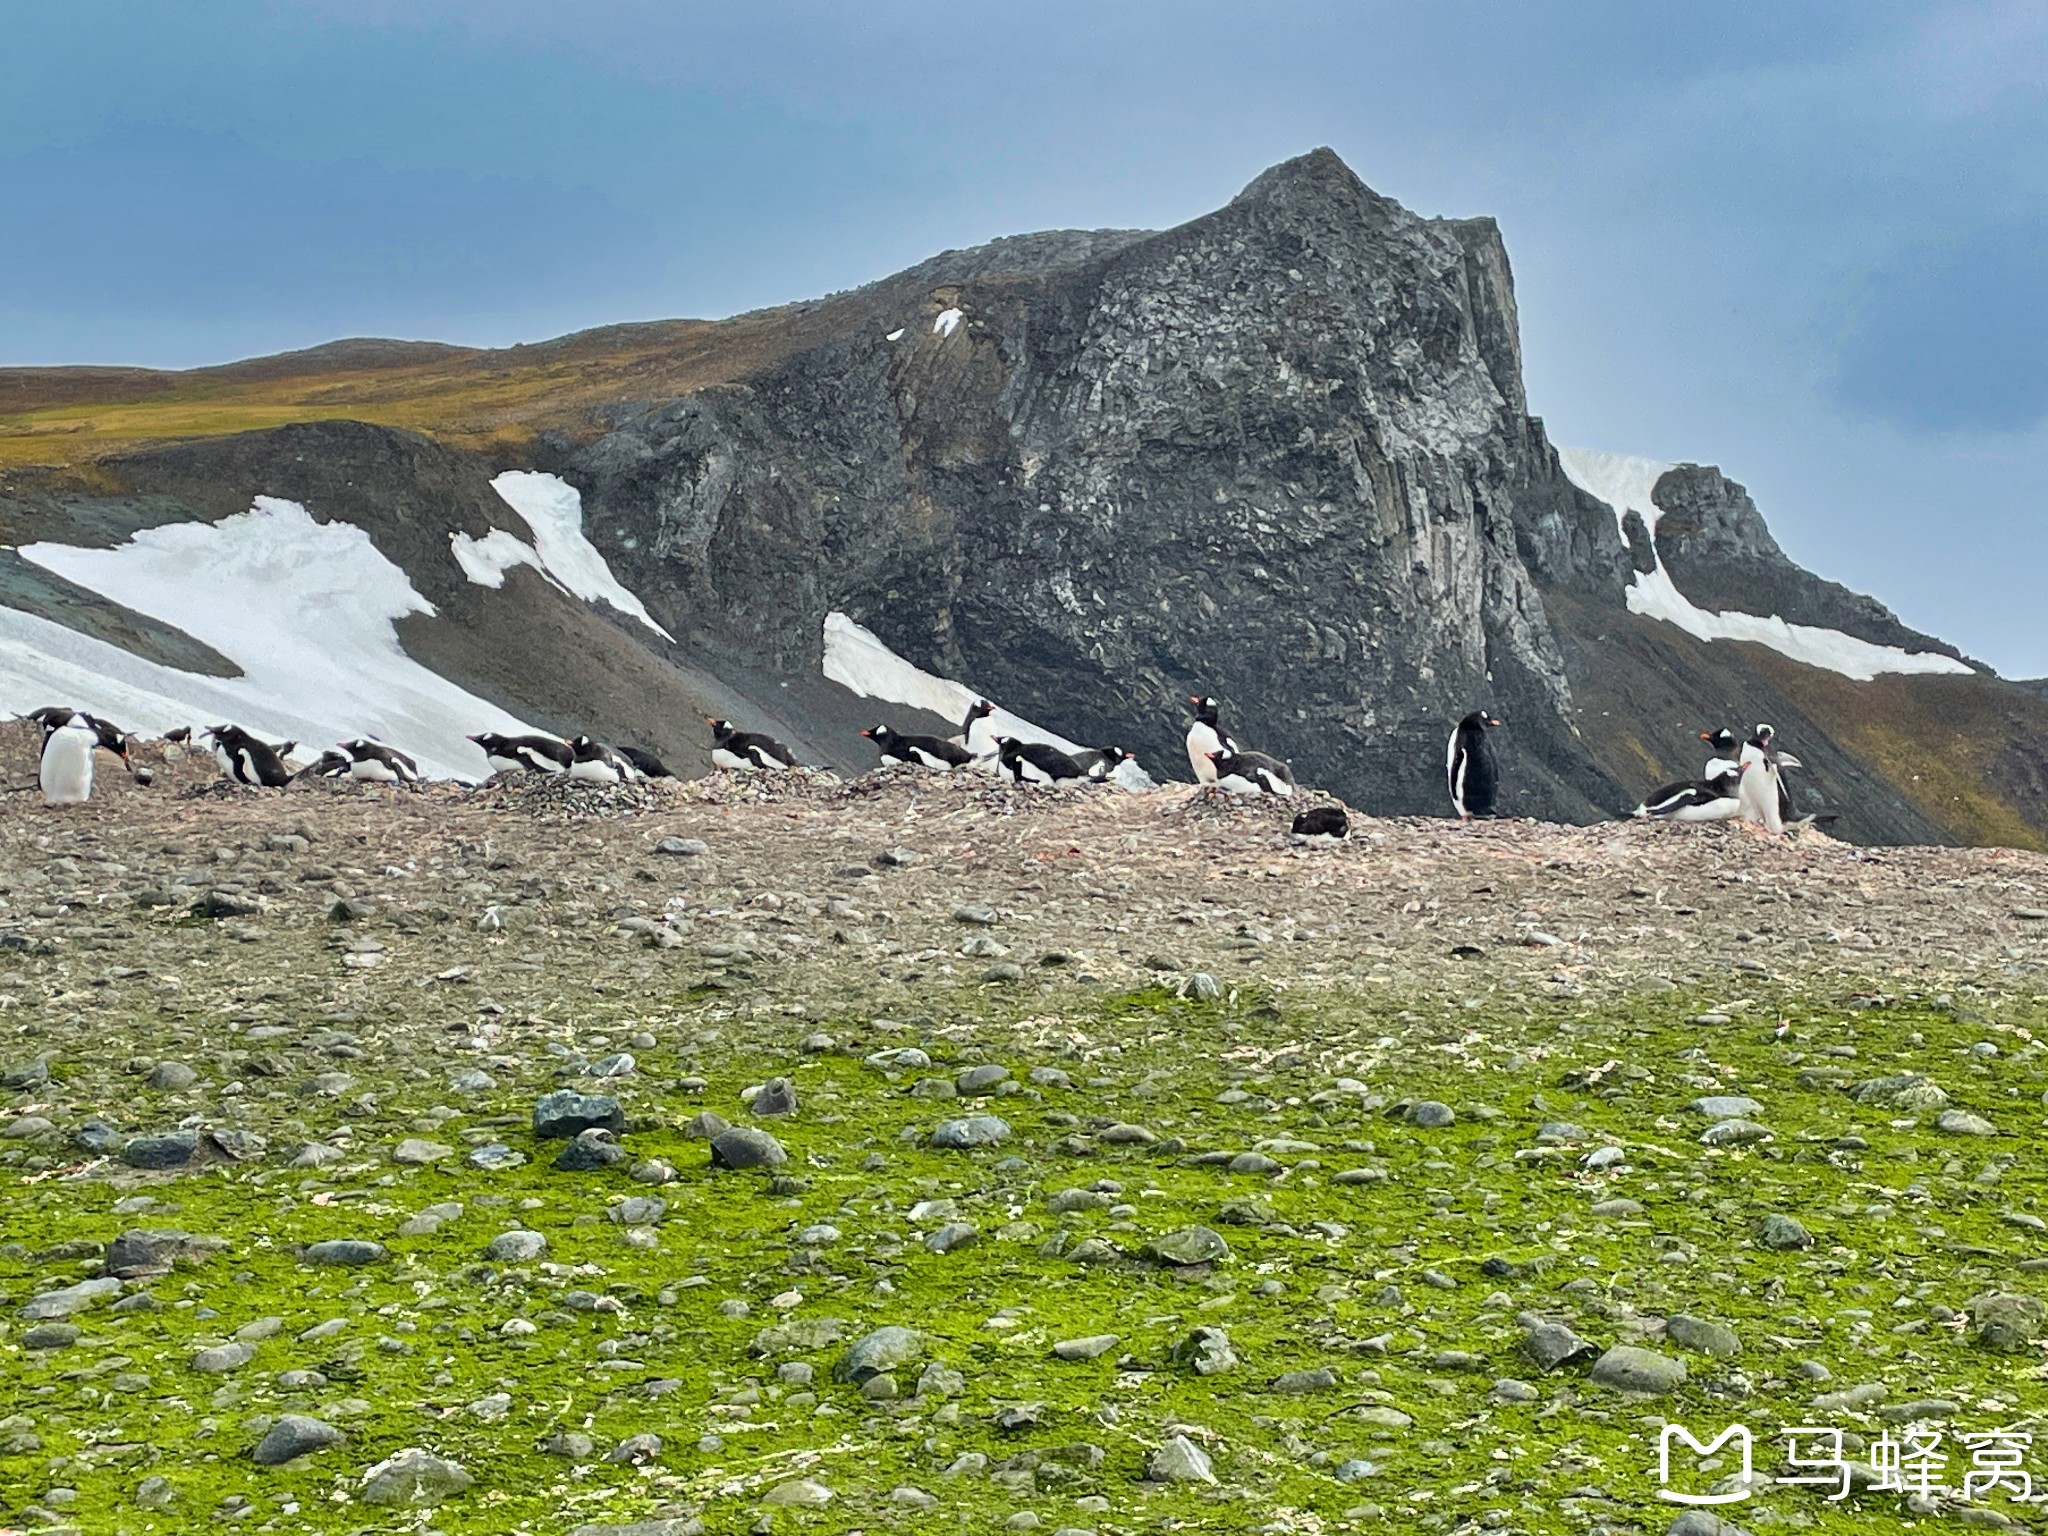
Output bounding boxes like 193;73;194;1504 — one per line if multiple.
960;700;1002;770
1699;728;1742;781
38;712;97;805
1447;712;1502;819
1186;697;1235;784
203;725;293;787
1740;724;1800;824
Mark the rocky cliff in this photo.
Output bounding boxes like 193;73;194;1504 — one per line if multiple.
563;149;1640;818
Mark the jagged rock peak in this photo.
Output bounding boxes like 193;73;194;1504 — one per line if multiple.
1229;146;1400;219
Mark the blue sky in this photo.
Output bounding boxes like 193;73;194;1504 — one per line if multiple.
5;1;2043;675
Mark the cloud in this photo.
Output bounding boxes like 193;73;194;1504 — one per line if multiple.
1829;221;2048;433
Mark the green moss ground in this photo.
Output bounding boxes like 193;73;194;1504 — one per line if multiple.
2;981;2045;1535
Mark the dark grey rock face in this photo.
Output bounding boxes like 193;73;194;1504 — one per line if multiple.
570;149;1632;820
1650;464;1966;659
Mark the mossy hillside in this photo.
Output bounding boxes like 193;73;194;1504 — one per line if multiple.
1;981;2045;1536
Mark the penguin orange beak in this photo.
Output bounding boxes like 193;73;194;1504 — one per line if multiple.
1189;695;1201;705
1699;732;1714;742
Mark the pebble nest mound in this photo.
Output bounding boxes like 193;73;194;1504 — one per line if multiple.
0;730;2043;1535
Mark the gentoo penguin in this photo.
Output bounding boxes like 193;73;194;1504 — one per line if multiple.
996;737;1086;785
1699;728;1742;781
28;708;135;774
1291;805;1349;840
203;725;292;787
707;718;798;772
468;732;573;776
340;739;420;784
38;712;97;806
1740;724;1800;823
569;736;638;783
1735;755;1787;833
1073;745;1133;782
296;749;354;780
1209;747;1296;797
1633;769;1742;822
1447;711;1502;819
1186;697;1236;784
163;726;192;745
862;724;974;770
960;700;1002;770
617;746;675;780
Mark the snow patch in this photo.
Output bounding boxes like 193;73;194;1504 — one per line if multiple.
1557;446;1972;682
14;497;538;779
885;328;905;342
821;611;1154;788
449;527;543;589
932;308;963;339
487;471;673;640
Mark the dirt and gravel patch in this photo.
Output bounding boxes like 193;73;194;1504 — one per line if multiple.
0;733;2044;1535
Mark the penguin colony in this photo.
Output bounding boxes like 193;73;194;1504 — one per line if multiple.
18;699;1829;838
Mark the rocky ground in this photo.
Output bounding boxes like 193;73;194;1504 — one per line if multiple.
0;731;2045;1536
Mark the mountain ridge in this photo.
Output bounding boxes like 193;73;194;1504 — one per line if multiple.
1;148;2043;846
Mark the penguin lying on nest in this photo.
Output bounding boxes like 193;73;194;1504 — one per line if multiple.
863;724;974;771
996;737;1086;785
1633;769;1742;822
469;732;573;776
708;718;799;771
202;725;293;788
569;736;640;784
1291;805;1349;840
1208;748;1296;797
340;738;420;785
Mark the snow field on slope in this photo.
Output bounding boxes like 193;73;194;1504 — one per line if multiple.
479;472;674;640
13;497;537;779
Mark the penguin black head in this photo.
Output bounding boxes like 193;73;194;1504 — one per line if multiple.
1752;723;1776;745
1458;711;1503;732
706;717;734;740
963;700;993;724
1700;728;1739;754
1097;746;1132;766
1191;695;1222;723
860;725;888;742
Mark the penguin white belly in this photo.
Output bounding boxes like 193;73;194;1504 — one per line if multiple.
350;758;399;782
908;746;954;771
1673;797;1740;823
40;727;95;805
215;744;239;779
1213;771;1258;796
1736;763;1783;833
1262;770;1297;799
711;747;752;771
1186;724;1222;783
570;758;622;783
487;753;528;776
965;723;1002;773
520;750;566;775
748;748;791;771
1703;755;1740;780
